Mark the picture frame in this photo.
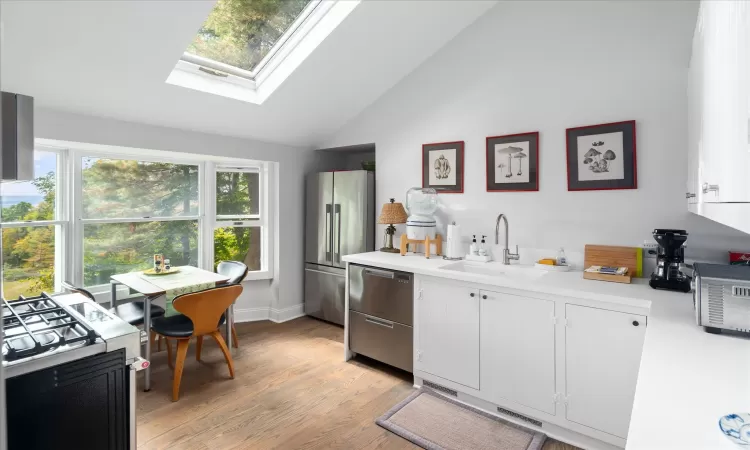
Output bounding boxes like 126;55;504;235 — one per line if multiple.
566;120;637;191
422;141;464;193
486;132;539;192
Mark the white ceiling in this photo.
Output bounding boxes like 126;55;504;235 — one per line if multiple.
0;0;496;148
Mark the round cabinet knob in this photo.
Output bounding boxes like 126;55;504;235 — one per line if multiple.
632;321;640;326
482;295;488;299
470;293;475;297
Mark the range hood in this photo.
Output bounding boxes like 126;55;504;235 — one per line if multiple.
1;91;34;181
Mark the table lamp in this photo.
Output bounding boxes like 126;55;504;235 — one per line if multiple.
377;198;408;253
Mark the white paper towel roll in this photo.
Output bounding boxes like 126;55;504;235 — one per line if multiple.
445;224;463;258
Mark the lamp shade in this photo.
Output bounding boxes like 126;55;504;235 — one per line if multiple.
378;199;407;224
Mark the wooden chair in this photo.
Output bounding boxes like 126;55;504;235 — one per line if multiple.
150;284;242;401
216;261;248;348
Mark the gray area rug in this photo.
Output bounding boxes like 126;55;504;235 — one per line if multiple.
377;388;547;450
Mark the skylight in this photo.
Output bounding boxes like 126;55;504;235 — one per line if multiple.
167;0;360;104
183;0;315;78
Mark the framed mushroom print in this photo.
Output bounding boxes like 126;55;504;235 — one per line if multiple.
566;120;637;191
486;132;539;192
422;141;464;193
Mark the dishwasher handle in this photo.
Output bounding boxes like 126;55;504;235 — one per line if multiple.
363;268;395;279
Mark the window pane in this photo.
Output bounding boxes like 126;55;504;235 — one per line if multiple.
216;171;259;218
2;225;57;299
186;0;313;73
82;157;199;219
214;226;261;271
83;221;198;286
1;150;57;223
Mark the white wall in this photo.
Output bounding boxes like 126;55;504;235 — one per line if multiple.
35;108;314;321
324;0;750;263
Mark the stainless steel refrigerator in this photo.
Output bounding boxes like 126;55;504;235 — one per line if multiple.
305;170;375;326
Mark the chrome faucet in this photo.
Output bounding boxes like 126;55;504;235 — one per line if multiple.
495;214;520;265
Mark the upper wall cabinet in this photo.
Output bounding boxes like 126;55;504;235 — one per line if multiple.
688;1;750;204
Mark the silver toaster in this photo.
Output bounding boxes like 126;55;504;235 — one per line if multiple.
694;262;750;334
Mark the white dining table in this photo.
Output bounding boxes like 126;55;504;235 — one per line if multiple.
110;266;231;391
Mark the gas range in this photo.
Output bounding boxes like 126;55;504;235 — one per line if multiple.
2;292;141;378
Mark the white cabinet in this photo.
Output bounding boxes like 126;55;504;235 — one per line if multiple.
480;290;556;415
687;1;750;204
415;278;480;389
565;304;647;438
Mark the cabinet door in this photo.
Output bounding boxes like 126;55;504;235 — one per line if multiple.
416;278;480;389
565;305;646;438
481;291;556;415
686;19;702;204
698;1;750;203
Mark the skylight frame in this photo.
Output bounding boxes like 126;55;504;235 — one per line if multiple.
181;0;323;81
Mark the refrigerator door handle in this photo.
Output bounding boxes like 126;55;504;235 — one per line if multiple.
325;204;332;262
334;204;342;264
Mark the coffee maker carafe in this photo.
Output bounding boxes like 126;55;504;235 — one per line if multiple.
649;228;691;292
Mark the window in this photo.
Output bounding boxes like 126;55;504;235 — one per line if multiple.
79;156;201;287
167;0;359;104
1;149;66;298
0;141;274;300
210;167;266;273
185;0;314;76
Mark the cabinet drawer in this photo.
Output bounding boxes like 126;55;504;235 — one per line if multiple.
349;310;413;372
348;264;413;326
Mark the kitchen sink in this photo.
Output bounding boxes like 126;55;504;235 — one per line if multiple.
439;261;546;280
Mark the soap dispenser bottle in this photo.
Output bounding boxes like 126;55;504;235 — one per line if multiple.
470;235;478;255
479;235;488;256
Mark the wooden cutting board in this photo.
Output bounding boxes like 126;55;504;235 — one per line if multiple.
583;245;642;283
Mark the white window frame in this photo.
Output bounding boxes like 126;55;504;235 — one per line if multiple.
70;149;205;294
0;146;69;296
204;162;273;281
166;0;359;104
4;139;276;301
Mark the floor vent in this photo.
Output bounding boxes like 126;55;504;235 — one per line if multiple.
496;406;543;427
423;380;458;397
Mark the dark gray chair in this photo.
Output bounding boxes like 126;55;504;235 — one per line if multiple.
216;261;248;348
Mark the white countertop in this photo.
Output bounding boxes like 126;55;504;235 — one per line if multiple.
343;252;750;450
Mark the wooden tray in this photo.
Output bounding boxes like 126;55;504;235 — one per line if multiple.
583;244;642;284
142;267;181;276
583;272;632;284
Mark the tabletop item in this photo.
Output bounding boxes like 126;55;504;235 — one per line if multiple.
444;222;463;260
583;244;640;284
305;170;375;326
378;198;408;253
557;248;567;266
535;262;571;272
649;229;691;292
405;187;438;241
164;258;171;270
400;233;442;259
153;253;164;272
719;413;750;445
143;267;181;276
694;262;750;334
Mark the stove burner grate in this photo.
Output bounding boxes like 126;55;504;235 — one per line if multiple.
2;293;99;362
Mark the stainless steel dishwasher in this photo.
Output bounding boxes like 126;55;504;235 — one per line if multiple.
348;264;413;372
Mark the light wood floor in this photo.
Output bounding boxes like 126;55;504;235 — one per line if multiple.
137;316;579;450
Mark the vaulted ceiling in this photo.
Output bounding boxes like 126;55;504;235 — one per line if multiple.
0;0;496;148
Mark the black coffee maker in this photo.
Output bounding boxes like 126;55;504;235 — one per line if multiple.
649;229;691;292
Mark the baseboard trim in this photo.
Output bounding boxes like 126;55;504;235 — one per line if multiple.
270;304;305;323
234;304;305;324
234;307;273;323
